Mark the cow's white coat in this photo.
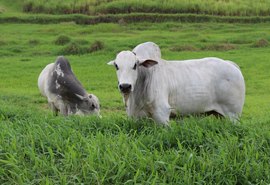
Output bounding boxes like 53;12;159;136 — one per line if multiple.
108;43;245;124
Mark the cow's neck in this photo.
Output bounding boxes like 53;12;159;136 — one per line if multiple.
127;67;154;116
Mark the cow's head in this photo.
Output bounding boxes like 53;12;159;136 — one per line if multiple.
108;51;158;97
75;93;100;116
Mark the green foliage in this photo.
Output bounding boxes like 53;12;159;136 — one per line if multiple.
202;43;237;51
170;45;199;52
54;35;71;45
170;43;237;52
59;40;105;55
28;39;40;45
0;103;270;184
88;40;105;53
17;0;270;16
60;42;85;55
2;12;270;25
252;38;269;48
0;21;270;184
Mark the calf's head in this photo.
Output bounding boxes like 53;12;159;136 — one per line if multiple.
75;93;100;116
108;51;158;97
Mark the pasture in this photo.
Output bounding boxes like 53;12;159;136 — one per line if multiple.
17;0;270;16
1;1;270;184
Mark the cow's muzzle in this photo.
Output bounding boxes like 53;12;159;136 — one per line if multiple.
119;83;132;94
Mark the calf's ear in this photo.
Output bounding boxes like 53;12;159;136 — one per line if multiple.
139;59;158;68
107;60;114;65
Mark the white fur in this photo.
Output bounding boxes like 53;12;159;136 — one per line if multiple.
55;63;64;77
132;41;162;61
110;49;245;124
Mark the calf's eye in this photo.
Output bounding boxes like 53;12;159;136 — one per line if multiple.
114;63;119;70
132;63;137;70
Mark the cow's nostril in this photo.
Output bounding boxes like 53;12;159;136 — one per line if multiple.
119;83;132;92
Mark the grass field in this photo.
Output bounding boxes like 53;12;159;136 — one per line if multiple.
1;1;270;184
2;0;270;25
1;21;270;184
13;0;270;16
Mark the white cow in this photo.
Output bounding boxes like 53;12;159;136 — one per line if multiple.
38;56;100;116
108;44;245;124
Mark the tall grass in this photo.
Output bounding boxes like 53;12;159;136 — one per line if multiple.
21;0;270;16
0;22;270;184
2;13;270;25
1;103;270;184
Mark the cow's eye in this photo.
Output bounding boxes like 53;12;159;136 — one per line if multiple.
114;63;119;70
132;63;137;70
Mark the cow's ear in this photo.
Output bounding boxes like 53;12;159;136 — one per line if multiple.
139;59;158;68
107;60;114;65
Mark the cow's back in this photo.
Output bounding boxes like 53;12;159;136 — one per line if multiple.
155;57;245;117
50;57;86;101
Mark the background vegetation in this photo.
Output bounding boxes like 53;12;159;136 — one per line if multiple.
0;0;270;184
20;0;270;16
2;0;270;25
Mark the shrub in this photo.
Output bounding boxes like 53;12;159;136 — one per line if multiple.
22;2;34;12
28;39;40;45
0;40;7;45
54;35;71;45
170;45;198;52
202;43;237;51
60;42;85;55
74;39;89;45
252;38;269;48
118;18;127;26
0;7;5;13
88;40;105;53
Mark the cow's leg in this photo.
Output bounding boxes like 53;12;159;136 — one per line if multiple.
151;103;171;125
59;103;68;116
226;112;240;124
49;102;59;116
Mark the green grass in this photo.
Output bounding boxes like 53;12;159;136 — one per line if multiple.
1;109;269;184
17;0;270;16
0;21;270;184
2;0;270;25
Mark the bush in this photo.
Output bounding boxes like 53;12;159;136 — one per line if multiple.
0;40;7;45
60;42;85;55
28;39;40;45
0;7;5;13
22;2;34;13
202;43;237;51
252;38;269;48
170;45;198;52
59;40;105;55
74;39;89;45
88;40;105;52
54;35;71;45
